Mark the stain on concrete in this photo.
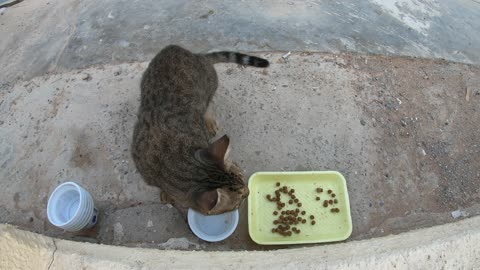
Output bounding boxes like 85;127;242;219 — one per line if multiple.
70;131;94;169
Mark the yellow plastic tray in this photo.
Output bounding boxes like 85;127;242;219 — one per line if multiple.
248;171;352;245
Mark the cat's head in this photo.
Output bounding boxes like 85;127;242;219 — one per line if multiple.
194;135;249;215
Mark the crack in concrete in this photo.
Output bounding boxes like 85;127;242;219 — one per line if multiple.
47;239;57;270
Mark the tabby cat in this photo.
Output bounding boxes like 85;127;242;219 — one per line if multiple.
131;45;269;216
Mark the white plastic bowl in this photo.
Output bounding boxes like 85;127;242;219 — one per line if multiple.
187;208;239;242
47;182;98;231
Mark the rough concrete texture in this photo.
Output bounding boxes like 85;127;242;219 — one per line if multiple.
1;52;479;250
0;224;56;270
1;0;480;84
1;217;480;269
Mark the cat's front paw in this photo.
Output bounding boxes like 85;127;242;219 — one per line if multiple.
160;191;175;204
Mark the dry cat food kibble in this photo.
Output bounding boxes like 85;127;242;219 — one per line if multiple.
267;182;344;237
267;182;312;237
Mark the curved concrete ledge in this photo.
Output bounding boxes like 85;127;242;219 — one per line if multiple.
1;216;479;269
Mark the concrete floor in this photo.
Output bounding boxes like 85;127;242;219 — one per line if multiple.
1;53;479;250
0;0;479;250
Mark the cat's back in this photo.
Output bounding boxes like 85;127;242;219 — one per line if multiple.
132;46;214;185
140;45;216;107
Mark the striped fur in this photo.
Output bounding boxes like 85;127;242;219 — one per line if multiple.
131;45;265;217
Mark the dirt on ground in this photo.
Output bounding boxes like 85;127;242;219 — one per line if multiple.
0;52;479;250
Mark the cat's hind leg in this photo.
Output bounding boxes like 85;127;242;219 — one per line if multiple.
204;109;218;137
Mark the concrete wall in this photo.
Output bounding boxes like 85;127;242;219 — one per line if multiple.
1;216;480;269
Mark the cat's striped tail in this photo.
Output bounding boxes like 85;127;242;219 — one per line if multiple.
205;51;269;67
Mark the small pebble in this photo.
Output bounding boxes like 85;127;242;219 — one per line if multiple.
113;67;122;76
81;73;92;81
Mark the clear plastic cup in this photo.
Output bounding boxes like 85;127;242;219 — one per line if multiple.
47;182;98;231
187;208;239;242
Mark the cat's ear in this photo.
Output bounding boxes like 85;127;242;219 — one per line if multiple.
196;135;230;167
207;188;237;215
208;135;230;164
198;188;234;215
198;189;219;212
